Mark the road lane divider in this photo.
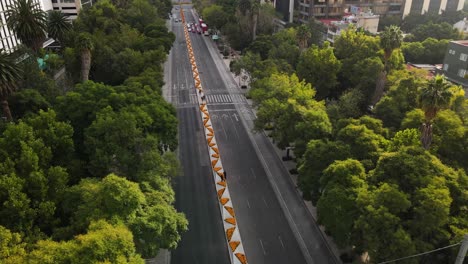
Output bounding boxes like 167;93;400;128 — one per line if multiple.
180;9;248;264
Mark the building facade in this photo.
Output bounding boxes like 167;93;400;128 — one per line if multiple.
1;0;54;53
326;10;379;43
441;40;468;87
51;0;94;20
297;0;465;22
403;0;465;17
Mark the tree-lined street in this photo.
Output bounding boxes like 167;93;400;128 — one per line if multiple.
168;5;336;264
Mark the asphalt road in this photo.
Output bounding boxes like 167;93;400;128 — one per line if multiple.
169;6;230;264
170;5;337;264
182;8;307;264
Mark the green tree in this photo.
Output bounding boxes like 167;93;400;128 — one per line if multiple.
432;110;466;168
6;0;47;53
121;0;158;32
296;24;311;51
75;33;94;82
47;11;71;46
296;42;341;100
0;111;73;240
0;226;26;263
251;73;332;153
410;22;460;42
388;128;421;151
298;139;351;203
374;71;422;129
357;147;466;263
334;27;381;94
419;75;453;149
202;4;228;31
246;35;273;60
317;159;367;247
326;88;365;122
0;51;22;121
371;25;403;105
336;123;388;166
62;174;187;258
402;38;449;64
28;220;144;264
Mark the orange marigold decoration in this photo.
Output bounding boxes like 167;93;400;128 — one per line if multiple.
207;137;214;144
226;227;235;241
224;206;235;218
235;253;247;264
220;197;229;205
225;217;236;225
217;188;225;199
229;241;240;251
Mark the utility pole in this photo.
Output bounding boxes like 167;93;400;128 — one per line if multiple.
455;234;468;264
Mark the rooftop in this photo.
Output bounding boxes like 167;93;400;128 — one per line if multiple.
452;40;468;47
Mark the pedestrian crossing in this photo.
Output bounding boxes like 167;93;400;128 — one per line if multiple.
172;93;248;107
206;94;247;104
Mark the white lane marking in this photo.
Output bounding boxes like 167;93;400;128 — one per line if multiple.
232;123;240;140
262;196;269;208
233;113;239;122
206;95;213;103
279;235;285;249
221;121;228;138
259;239;267;255
246;199;251;209
250;168;256;179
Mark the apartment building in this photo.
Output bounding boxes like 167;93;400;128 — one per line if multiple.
297;0;465;22
0;0;52;53
51;0;94;20
404;0;465;16
441;40;468;87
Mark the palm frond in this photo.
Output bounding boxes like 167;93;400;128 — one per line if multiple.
0;50;22;98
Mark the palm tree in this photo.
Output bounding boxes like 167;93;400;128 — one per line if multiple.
238;0;251;16
76;33;94;82
419;75;453;149
238;0;260;41
0;50;22;122
251;0;260;41
5;0;47;53
371;25;403;105
380;25;403;70
296;25;311;51
47;11;72;46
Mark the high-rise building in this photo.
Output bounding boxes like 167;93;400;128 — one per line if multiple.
0;0;47;53
295;0;465;23
51;0;94;20
1;0;93;53
403;0;465;16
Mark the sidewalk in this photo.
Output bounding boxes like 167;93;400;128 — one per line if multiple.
210;42;343;264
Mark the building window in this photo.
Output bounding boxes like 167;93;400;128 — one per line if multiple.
458;68;466;77
460;53;468;61
443;64;449;71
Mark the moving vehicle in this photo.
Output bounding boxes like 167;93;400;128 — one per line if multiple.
198;18;209;36
201;23;209;36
